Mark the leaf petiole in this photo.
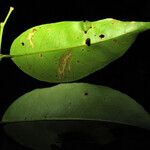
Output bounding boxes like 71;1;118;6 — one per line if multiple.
0;7;14;52
0;54;11;60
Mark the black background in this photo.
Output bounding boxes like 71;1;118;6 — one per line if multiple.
0;0;150;149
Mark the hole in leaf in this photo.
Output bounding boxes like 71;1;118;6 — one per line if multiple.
85;38;91;46
99;34;105;39
21;42;25;46
84;92;88;96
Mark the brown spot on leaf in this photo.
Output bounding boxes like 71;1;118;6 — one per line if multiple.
27;28;37;48
32;28;37;32
58;51;72;79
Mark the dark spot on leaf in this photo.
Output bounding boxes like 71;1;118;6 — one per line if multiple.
84;92;88;96
32;28;37;32
44;115;47;118
77;60;80;63
90;26;92;28
21;42;25;46
85;38;91;46
84;31;87;34
24;117;27;120
39;53;43;57
99;34;105;39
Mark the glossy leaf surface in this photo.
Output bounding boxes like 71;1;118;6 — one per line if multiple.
2;83;150;150
2;83;150;128
8;19;150;82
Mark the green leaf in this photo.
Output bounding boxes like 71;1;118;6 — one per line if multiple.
2;83;150;149
0;7;14;52
2;82;150;128
5;19;150;82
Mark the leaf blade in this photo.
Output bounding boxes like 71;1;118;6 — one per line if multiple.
9;19;150;82
2;83;150;129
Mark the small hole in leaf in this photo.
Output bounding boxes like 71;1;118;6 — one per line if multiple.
85;38;91;46
99;34;105;39
84;92;88;96
21;42;25;46
44;114;48;118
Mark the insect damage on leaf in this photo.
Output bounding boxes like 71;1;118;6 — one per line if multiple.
99;34;105;39
82;20;92;34
85;38;91;46
27;28;37;48
7;19;150;82
58;51;72;79
84;92;89;96
21;42;25;46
